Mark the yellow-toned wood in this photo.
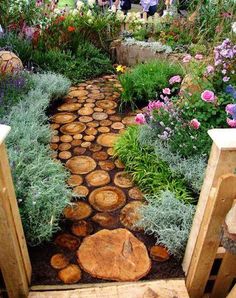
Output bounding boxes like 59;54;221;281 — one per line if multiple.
210;252;236;298
0;125;11;145
183;129;236;274
29;279;189;298
227;283;236;298
215;246;226;259
186;174;236;298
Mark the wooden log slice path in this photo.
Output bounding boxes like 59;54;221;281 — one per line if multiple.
49;77;159;284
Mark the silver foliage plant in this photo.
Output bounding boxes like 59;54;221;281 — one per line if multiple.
137;191;196;259
138;125;206;193
4;72;72;246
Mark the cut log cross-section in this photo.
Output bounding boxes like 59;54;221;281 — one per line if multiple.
66;156;96;174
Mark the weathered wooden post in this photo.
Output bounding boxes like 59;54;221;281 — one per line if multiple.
0;124;31;298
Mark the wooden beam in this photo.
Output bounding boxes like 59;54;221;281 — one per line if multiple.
186;174;236;298
183;129;236;274
227;283;236;298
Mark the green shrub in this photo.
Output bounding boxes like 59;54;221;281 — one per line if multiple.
137;191;195;259
4;72;72;246
114;125;194;203
118;60;184;109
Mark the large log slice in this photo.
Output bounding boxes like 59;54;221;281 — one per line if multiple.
64;202;92;220
86;170;110;187
60;122;86;135
97;133;119;147
77;229;151;281
66;156;96;174
51;112;77;124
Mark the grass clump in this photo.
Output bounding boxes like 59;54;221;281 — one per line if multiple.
114;125;194;203
118;60;184;109
3;72;72;246
137;191;195;259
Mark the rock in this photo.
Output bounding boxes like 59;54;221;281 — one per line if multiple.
77;229;151;281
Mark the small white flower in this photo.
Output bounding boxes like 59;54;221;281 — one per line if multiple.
88;0;96;7
76;0;84;10
232;22;236;34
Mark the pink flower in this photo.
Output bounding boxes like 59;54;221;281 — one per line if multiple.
183;54;192;63
227;118;236;127
148;100;164;111
223;76;230;82
190;119;200;129
206;65;214;74
169;75;182;85
195;54;203;60
135;113;146;124
162;88;171;95
201;90;216;102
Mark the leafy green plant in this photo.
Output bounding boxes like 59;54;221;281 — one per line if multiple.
118;60;184;109
137;191;195;259
4;72;72;246
114;125;194;203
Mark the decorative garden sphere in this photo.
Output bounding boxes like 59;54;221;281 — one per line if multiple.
0;51;23;74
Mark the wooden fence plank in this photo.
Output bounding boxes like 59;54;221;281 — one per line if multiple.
186;174;236;298
227;283;236;298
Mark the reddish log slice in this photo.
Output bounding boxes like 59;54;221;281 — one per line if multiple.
58;264;82;284
64;202;92;220
58;103;82;112
111;122;125;130
150;246;170;262
54;233;80;251
99;160;115;171
92;151;108;161
94;107;103;112
114;159;125;169
87;121;99;128
81;142;91;148
64;98;77;104
120;201;143;231
73;185;89;197
92;112;108;121
73;147;86;155
98;127;110;133
86;170;110;187
78;107;94;116
89;144;102;152
71;140;82;147
71;220;93;237
79;116;93;123
97;133;119;147
107;148;114;156
100;119;112;127
92;212;119;228
60;122;86;135
68;90;88;97
50;143;58;150
83;135;95;142
122;116;136;126
51;113;77;124
114;172;134;188
51;135;60;143
106;109;116;115
67;175;83;187
50;253;69;270
128;187;144;200
73;133;83;140
60;135;73;143
66;156;96;174
96;100;117;110
77;228;151;281
59;151;72;160
89;186;126;212
50;123;60;130
85;127;97;136
110;115;122;122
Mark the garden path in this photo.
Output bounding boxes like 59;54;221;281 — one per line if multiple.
44;75;183;285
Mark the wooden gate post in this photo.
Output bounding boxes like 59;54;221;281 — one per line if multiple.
183;129;236;274
0;125;31;298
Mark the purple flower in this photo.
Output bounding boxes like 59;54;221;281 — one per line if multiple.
223;76;230;82
169;75;182;85
206;65;214;74
162;88;171;95
195;54;203;60
201;90;216;102
225;85;236;99
147;100;164;111
225;104;236;118
183;54;192;63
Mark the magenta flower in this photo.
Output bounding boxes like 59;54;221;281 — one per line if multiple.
206;65;214;74
135;113;146;124
227;118;236;127
162;88;171;95
169;75;182;85
183;54;192;63
225;104;236;117
195;54;203;60
190;119;200;130
223;76;230;82
201;90;216;102
147;100;164;111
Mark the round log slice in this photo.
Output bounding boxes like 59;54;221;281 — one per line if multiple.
110;115;122;122
99;160;115;171
120;201;143;231
87;121;99;128
86;98;96;103
59;151;72;160
66;156;96;174
122;116;136;126
60;135;73;143
58;103;81;112
96;100;117;110
115;159;125;169
111;122;125;130
60;122;86;135
86;170;110;187
51;123;60;130
150;246;170;262
79;116;93;123
100;119;112;127
89;186;126;212
73;147;86;155
50;253;69;270
64;202;92;220
107;148;114;156
51;113;77;124
97;133;119;147
92;151;108;161
78;107;94;116
77;228;151;281
84;103;95;108
114;172;133;188
92;112;108;121
51;136;60;143
69;89;88;97
58;264;82;284
89;144;102;152
67;175;83;187
73;134;83;140
85;127;97;136
71;139;82;147
71;220;93;237
50;143;58;150
128;187;144;200
92;213;119;228
73;186;89;197
54;233;80;251
81;142;91;148
94;107;103;112
98;127;110;133
106;109;116;115
83;135;95;142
